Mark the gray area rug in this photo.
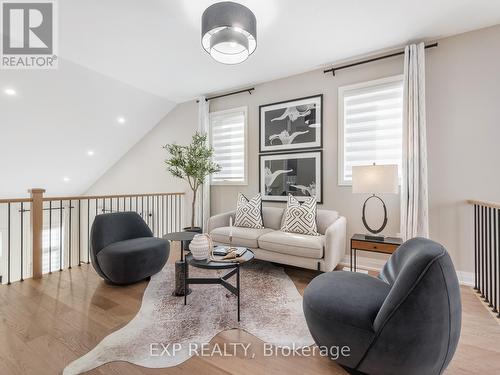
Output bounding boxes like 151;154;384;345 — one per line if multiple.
64;260;314;374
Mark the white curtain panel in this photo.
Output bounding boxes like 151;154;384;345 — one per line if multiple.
400;42;429;240
198;97;211;231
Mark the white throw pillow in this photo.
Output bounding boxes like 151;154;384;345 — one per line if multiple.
234;193;264;229
281;194;319;236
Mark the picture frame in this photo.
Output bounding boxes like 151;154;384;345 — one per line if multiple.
259;151;322;203
259;94;323;153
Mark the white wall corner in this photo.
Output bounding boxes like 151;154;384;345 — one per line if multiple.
340;256;475;286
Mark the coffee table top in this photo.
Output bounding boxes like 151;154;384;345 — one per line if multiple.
186;249;254;269
163;231;197;242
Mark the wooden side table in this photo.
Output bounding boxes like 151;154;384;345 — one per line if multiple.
350;234;403;272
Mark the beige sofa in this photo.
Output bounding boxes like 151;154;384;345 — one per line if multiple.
207;207;346;272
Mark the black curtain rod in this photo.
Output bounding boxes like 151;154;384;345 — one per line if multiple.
324;42;438;76
197;87;255;102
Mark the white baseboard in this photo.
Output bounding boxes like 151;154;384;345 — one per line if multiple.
340;255;475;286
456;271;474;286
339;255;386;272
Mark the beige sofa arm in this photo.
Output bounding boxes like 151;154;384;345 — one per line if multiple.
323;216;347;272
207;211;236;233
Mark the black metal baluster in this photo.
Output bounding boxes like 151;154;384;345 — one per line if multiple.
169;195;173;233
156;196;159;236
110;197;113;212
497;208;500;318
49;200;52;274
20;202;24;281
7;203;11;284
152;196;155;236
474;204;479;291
489;207;493;306
103;197;106;213
59;200;63;272
87;199;90;264
78;200;81;266
147;196;150;227
175;195;178;231
69;200;72;269
95;198;98;217
141;196;144;218
493;207;498;313
482;206;486;299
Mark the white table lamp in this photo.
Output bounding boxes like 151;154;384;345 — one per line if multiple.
352;164;398;240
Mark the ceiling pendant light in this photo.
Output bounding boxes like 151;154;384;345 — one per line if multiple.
202;1;257;65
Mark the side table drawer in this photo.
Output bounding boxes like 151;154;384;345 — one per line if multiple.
351;240;398;254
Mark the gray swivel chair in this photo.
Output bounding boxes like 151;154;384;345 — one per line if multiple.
303;237;461;375
90;212;169;285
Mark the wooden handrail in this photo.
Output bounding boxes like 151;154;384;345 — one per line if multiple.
467;200;500;210
0;197;33;204
42;192;185;202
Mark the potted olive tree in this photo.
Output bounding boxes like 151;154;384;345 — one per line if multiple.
163;132;220;233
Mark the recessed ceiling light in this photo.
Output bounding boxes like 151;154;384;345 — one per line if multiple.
117;116;126;124
63;177;70;182
4;88;16;96
87;150;95;156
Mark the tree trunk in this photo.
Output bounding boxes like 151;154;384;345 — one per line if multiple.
190;188;197;229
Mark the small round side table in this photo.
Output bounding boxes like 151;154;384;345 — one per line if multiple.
163;231;197;296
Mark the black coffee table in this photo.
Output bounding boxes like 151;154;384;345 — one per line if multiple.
163;231;197;296
184;249;254;321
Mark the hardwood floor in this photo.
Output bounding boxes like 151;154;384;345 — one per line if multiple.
0;246;499;375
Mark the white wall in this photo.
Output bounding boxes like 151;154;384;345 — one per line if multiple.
89;25;500;274
86;101;199;228
209;25;500;274
208;55;403;267
426;25;500;273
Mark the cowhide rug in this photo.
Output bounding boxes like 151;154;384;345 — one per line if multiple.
64;260;314;374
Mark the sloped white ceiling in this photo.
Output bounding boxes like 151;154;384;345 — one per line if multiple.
0;60;175;197
1;0;500;198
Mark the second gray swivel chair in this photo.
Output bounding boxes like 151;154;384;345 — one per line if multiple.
303;237;461;375
90;212;169;285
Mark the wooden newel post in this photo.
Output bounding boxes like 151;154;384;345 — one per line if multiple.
29;188;45;279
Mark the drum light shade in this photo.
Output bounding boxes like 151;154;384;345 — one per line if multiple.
201;2;257;64
352;164;399;194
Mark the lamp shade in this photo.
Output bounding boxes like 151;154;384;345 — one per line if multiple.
352;164;399;194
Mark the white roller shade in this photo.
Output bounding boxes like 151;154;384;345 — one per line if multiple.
339;76;403;185
210;107;247;184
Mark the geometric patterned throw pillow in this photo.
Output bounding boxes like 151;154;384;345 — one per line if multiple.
281;194;319;236
234;193;264;229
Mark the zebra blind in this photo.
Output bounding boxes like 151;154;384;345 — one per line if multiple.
339;76;404;185
210;107;247;184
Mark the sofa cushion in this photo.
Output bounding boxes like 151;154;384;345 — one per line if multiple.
262;206;285;230
258;230;324;259
210;226;273;248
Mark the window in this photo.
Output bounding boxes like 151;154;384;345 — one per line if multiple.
209;107;248;185
338;75;403;185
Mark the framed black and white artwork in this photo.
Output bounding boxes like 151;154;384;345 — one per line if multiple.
259;151;322;203
259;94;322;153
